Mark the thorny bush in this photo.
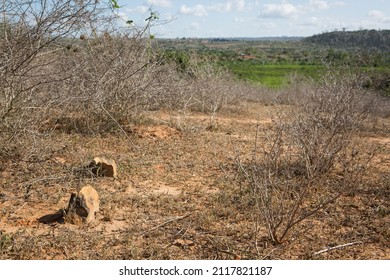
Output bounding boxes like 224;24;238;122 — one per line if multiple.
235;68;376;245
0;0;252;164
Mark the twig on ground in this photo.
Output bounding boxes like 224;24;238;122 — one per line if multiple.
140;213;192;236
313;241;363;256
14;202;28;214
261;248;278;260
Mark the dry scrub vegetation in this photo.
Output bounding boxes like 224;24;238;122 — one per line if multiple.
1;1;389;260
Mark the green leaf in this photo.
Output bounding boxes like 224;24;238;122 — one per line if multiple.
111;0;120;9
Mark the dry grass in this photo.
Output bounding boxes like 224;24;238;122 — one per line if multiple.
0;1;389;260
0;100;389;260
233;73;376;245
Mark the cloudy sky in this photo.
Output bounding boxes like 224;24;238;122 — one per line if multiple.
117;0;390;38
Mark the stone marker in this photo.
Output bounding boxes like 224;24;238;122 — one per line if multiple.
65;185;99;225
88;157;117;178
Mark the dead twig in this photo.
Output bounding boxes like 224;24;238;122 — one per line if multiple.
313;241;363;256
140;213;192;236
14;202;28;214
261;248;278;260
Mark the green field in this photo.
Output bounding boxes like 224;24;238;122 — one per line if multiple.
159;37;389;92
221;62;323;88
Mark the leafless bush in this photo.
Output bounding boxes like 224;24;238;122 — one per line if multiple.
0;0;105;125
43;32;168;133
159;54;251;129
0;0;170;162
285;68;373;175
0;0;255;139
234;68;375;245
0;0;113;162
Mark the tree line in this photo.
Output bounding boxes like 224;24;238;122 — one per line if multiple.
304;29;390;51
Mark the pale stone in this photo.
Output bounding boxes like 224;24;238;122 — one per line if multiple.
88;157;117;178
65;185;99;225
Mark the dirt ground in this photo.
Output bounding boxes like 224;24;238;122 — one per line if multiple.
0;102;389;259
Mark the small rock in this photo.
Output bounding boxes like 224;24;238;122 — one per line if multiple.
88;157;117;178
65;185;99;225
173;239;195;247
53;157;66;165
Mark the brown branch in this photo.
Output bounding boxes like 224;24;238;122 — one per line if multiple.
140;213;192;236
314;241;363;256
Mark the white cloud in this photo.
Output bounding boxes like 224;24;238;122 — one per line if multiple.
180;1;246;17
260;2;301;19
147;0;171;8
209;2;233;13
180;4;208;17
235;0;246;11
368;10;385;19
126;5;149;14
368;10;390;23
208;0;246;13
259;0;330;19
307;0;329;11
300;16;320;26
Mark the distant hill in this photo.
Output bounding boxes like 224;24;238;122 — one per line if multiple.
208;37;304;42
159;37;304;42
304;30;390;51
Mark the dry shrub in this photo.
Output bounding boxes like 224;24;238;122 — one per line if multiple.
235;68;376;245
0;1;170;162
159;54;253;129
284;68;373;175
0;0;256;140
49;42;251;133
0;0;111;165
45;33;168;133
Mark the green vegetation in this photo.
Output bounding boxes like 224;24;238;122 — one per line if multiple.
159;30;390;92
159;50;192;74
220;62;323;88
304;29;390;51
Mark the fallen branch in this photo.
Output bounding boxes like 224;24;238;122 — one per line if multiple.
314;241;363;256
140;213;192;236
14;202;28;214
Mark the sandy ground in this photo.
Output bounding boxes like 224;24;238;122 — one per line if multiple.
0;102;389;259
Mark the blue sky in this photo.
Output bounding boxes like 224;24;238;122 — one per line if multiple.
116;0;390;38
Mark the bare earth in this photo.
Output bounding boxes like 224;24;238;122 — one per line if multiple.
0;102;389;259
